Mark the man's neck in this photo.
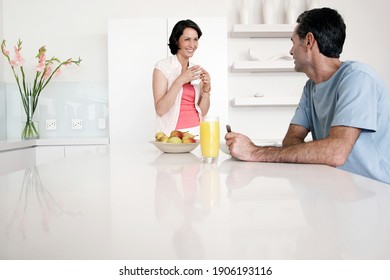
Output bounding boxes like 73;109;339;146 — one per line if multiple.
310;57;342;84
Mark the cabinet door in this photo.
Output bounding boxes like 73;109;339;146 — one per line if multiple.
108;18;167;145
64;145;108;158
35;146;65;165
0;148;36;175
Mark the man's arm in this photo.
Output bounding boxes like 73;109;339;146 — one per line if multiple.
225;126;361;167
282;124;310;147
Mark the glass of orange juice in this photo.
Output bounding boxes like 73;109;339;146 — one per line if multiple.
200;116;220;164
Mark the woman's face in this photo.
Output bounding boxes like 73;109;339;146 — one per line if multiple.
177;27;199;59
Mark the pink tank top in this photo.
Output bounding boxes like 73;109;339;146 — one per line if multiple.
176;83;200;129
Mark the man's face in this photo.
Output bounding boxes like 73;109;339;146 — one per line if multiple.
290;29;307;73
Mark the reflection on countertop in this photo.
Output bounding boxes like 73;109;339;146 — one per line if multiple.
6;166;82;241
151;153;220;259
1;144;389;260
219;159;390;259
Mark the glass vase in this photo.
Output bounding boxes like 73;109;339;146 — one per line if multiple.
22;96;40;140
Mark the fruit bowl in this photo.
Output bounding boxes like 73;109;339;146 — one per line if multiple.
151;141;199;153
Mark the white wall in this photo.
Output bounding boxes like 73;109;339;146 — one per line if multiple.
0;0;5;140
1;0;390;141
107;18;166;145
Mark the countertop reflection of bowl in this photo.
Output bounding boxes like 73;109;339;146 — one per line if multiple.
220;139;277;155
149;152;200;167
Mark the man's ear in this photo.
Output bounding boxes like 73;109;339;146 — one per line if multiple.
306;32;315;47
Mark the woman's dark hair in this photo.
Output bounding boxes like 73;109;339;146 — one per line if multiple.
296;7;346;58
168;19;202;55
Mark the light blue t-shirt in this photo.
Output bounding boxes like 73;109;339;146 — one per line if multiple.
291;61;390;184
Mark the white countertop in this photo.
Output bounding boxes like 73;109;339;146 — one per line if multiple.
0;138;110;152
0;143;389;260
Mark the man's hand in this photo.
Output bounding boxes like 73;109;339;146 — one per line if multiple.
225;132;260;161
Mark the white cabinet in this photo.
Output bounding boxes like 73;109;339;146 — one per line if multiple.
35;146;65;165
35;138;109;164
36;145;109;163
0;148;36;176
65;145;108;158
0;140;109;175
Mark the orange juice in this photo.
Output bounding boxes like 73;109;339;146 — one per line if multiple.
200;116;220;163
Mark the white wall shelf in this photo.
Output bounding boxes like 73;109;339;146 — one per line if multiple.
232;60;295;72
232;97;299;107
230;24;297;109
231;24;295;38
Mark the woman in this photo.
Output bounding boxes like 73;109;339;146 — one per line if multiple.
152;19;211;135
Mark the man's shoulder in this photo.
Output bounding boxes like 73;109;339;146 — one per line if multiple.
342;60;374;72
339;60;381;80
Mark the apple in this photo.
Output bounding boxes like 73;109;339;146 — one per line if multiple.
169;130;184;139
168;136;182;143
182;137;196;144
155;131;166;141
159;136;169;143
182;132;197;139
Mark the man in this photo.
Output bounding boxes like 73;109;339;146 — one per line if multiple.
225;8;390;184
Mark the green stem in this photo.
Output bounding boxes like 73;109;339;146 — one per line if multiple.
36;63;64;100
21;66;27;98
11;68;28;113
22;120;40;139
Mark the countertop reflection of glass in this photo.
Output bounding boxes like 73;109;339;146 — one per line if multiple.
6;166;82;241
151;153;221;259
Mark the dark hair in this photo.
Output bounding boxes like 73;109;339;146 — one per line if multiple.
168;19;202;55
296;7;346;58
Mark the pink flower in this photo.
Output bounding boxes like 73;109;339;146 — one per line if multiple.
1;38;81;111
36;52;46;72
10;45;25;67
43;65;52;79
1;45;9;56
55;67;63;77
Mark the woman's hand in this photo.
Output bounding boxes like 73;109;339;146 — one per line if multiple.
197;67;211;116
200;69;211;93
179;65;203;84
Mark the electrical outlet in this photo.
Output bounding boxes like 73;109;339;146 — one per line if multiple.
98;118;106;129
46;119;57;130
72;119;83;130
